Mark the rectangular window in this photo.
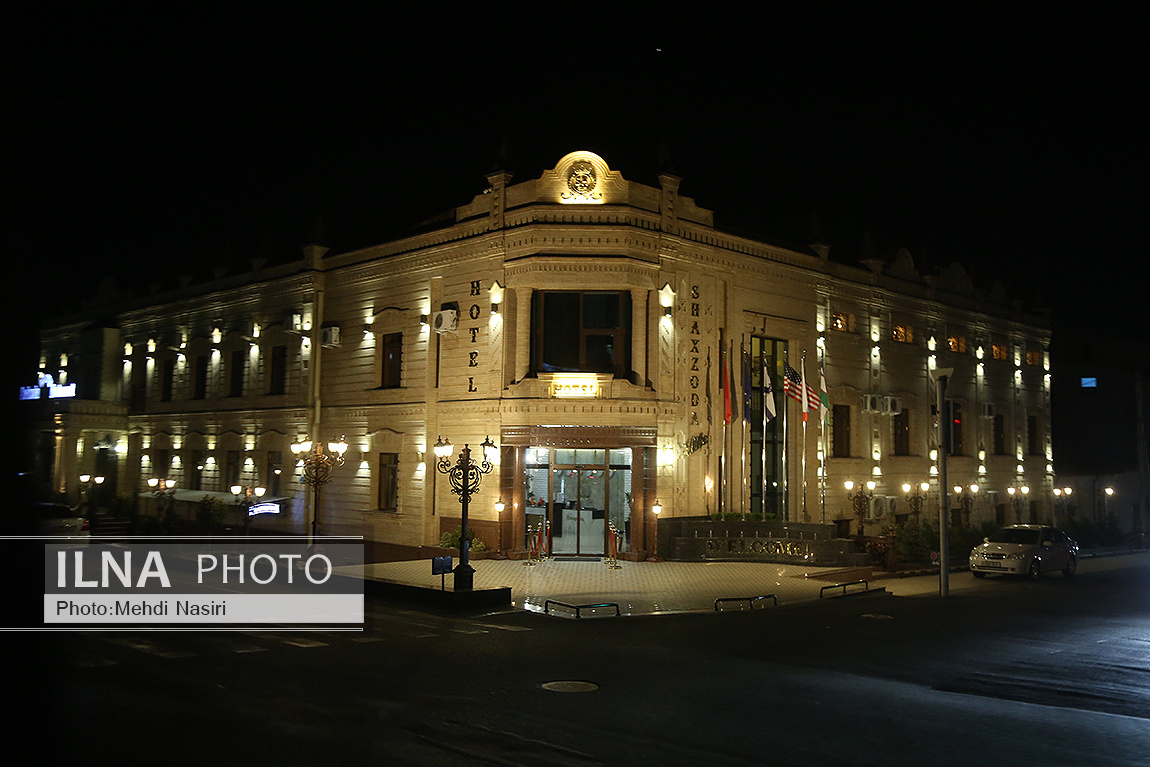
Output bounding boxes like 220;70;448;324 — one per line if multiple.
991;343;1009;361
892;409;910;456
830;312;854;332
160;359;175;402
891;324;913;344
269;345;287;395
153;449;170;479
1027;415;1041;455
832;404;852;458
947;335;967;353
993;413;1008;455
749;337;788;520
381;333;402;388
266;451;282;496
378;453;398;512
189;450;204;491
1026;349;1043;366
226;451;241;489
192;355;208;399
531;291;631;377
228;350;245;397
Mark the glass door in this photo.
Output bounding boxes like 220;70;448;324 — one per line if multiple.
550;468;606;556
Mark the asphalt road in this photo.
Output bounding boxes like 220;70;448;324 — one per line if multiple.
14;554;1150;766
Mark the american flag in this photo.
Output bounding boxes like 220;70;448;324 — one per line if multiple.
783;363;804;402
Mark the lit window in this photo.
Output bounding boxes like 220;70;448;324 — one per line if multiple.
830;313;854;332
947;335;967;353
1026;349;1042;366
892;324;914;343
991;343;1008;360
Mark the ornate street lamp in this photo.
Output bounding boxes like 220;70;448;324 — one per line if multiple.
231;484;267;534
845;480;876;535
78;474;105;519
148;477;177;524
1006;484;1030;523
902;482;930;523
433;435;497;591
291;436;348;543
953;484;979;527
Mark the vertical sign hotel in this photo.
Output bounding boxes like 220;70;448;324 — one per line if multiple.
27;151;1053;565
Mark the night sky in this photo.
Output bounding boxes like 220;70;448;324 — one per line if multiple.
8;5;1147;372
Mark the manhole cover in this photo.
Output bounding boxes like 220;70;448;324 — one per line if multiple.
541;680;599;692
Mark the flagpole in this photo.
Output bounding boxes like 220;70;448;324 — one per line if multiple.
801;352;809;522
740;339;747;520
761;350;768;521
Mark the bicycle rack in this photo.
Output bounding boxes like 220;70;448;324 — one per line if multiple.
544;600;621;618
819;580;869;598
714;594;778;611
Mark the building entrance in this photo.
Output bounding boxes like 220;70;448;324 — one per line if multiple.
525;447;632;557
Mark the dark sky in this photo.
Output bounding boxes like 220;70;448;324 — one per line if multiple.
7;5;1146;353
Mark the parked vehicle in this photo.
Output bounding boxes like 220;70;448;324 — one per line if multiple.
34;503;90;543
969;524;1077;580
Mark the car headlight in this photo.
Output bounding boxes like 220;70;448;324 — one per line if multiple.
1006;552;1027;560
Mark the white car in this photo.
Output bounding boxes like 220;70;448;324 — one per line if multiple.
969;524;1078;580
35;502;90;543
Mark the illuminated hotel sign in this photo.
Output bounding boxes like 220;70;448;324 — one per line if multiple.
247;502;280;517
19;373;77;401
551;375;601;398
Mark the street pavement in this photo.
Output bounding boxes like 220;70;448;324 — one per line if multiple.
356;549;1150;615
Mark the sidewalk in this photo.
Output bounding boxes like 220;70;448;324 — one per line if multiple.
360;558;874;616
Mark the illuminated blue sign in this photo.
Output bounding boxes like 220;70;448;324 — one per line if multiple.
1081;377;1098;388
247;502;280;517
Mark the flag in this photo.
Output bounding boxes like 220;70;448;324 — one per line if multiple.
762;359;777;422
783;363;804;403
742;350;753;423
722;346;732;425
803;359;822;419
818;361;830;423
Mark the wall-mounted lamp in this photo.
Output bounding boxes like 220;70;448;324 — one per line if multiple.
420;314;429;326
491;301;500;314
663;305;673;318
494;499;506;513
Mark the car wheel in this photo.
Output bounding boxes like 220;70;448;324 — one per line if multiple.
1027;559;1041;581
972;571;986;578
1062;556;1077;577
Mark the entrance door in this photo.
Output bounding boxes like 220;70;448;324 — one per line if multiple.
550;468;606;556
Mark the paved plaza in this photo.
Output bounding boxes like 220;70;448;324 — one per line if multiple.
359;557;918;615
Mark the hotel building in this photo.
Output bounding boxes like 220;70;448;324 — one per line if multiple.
25;151;1053;559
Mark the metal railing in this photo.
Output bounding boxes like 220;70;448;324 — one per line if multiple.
819;580;869;598
713;594;778;611
544;600;621;618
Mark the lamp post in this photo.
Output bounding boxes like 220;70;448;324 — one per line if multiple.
434;435;497;591
953;484;979;527
148;477;177;526
78;474;105;521
902;482;930;523
649;499;662;561
845;480;875;536
1053;485;1073;525
231;484;267;534
1006;484;1030;524
291;437;348;544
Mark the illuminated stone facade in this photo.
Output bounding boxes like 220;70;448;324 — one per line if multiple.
28;151;1052;557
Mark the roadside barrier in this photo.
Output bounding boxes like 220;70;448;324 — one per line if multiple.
819;580;869;598
714;594;778;611
544;600;621;618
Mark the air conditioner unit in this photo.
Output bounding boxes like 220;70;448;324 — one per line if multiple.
981;402;997;419
863;394;882;413
432;309;458;334
320;325;341;348
882;396;904;414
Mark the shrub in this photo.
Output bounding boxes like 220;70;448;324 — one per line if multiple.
439;526;488;552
